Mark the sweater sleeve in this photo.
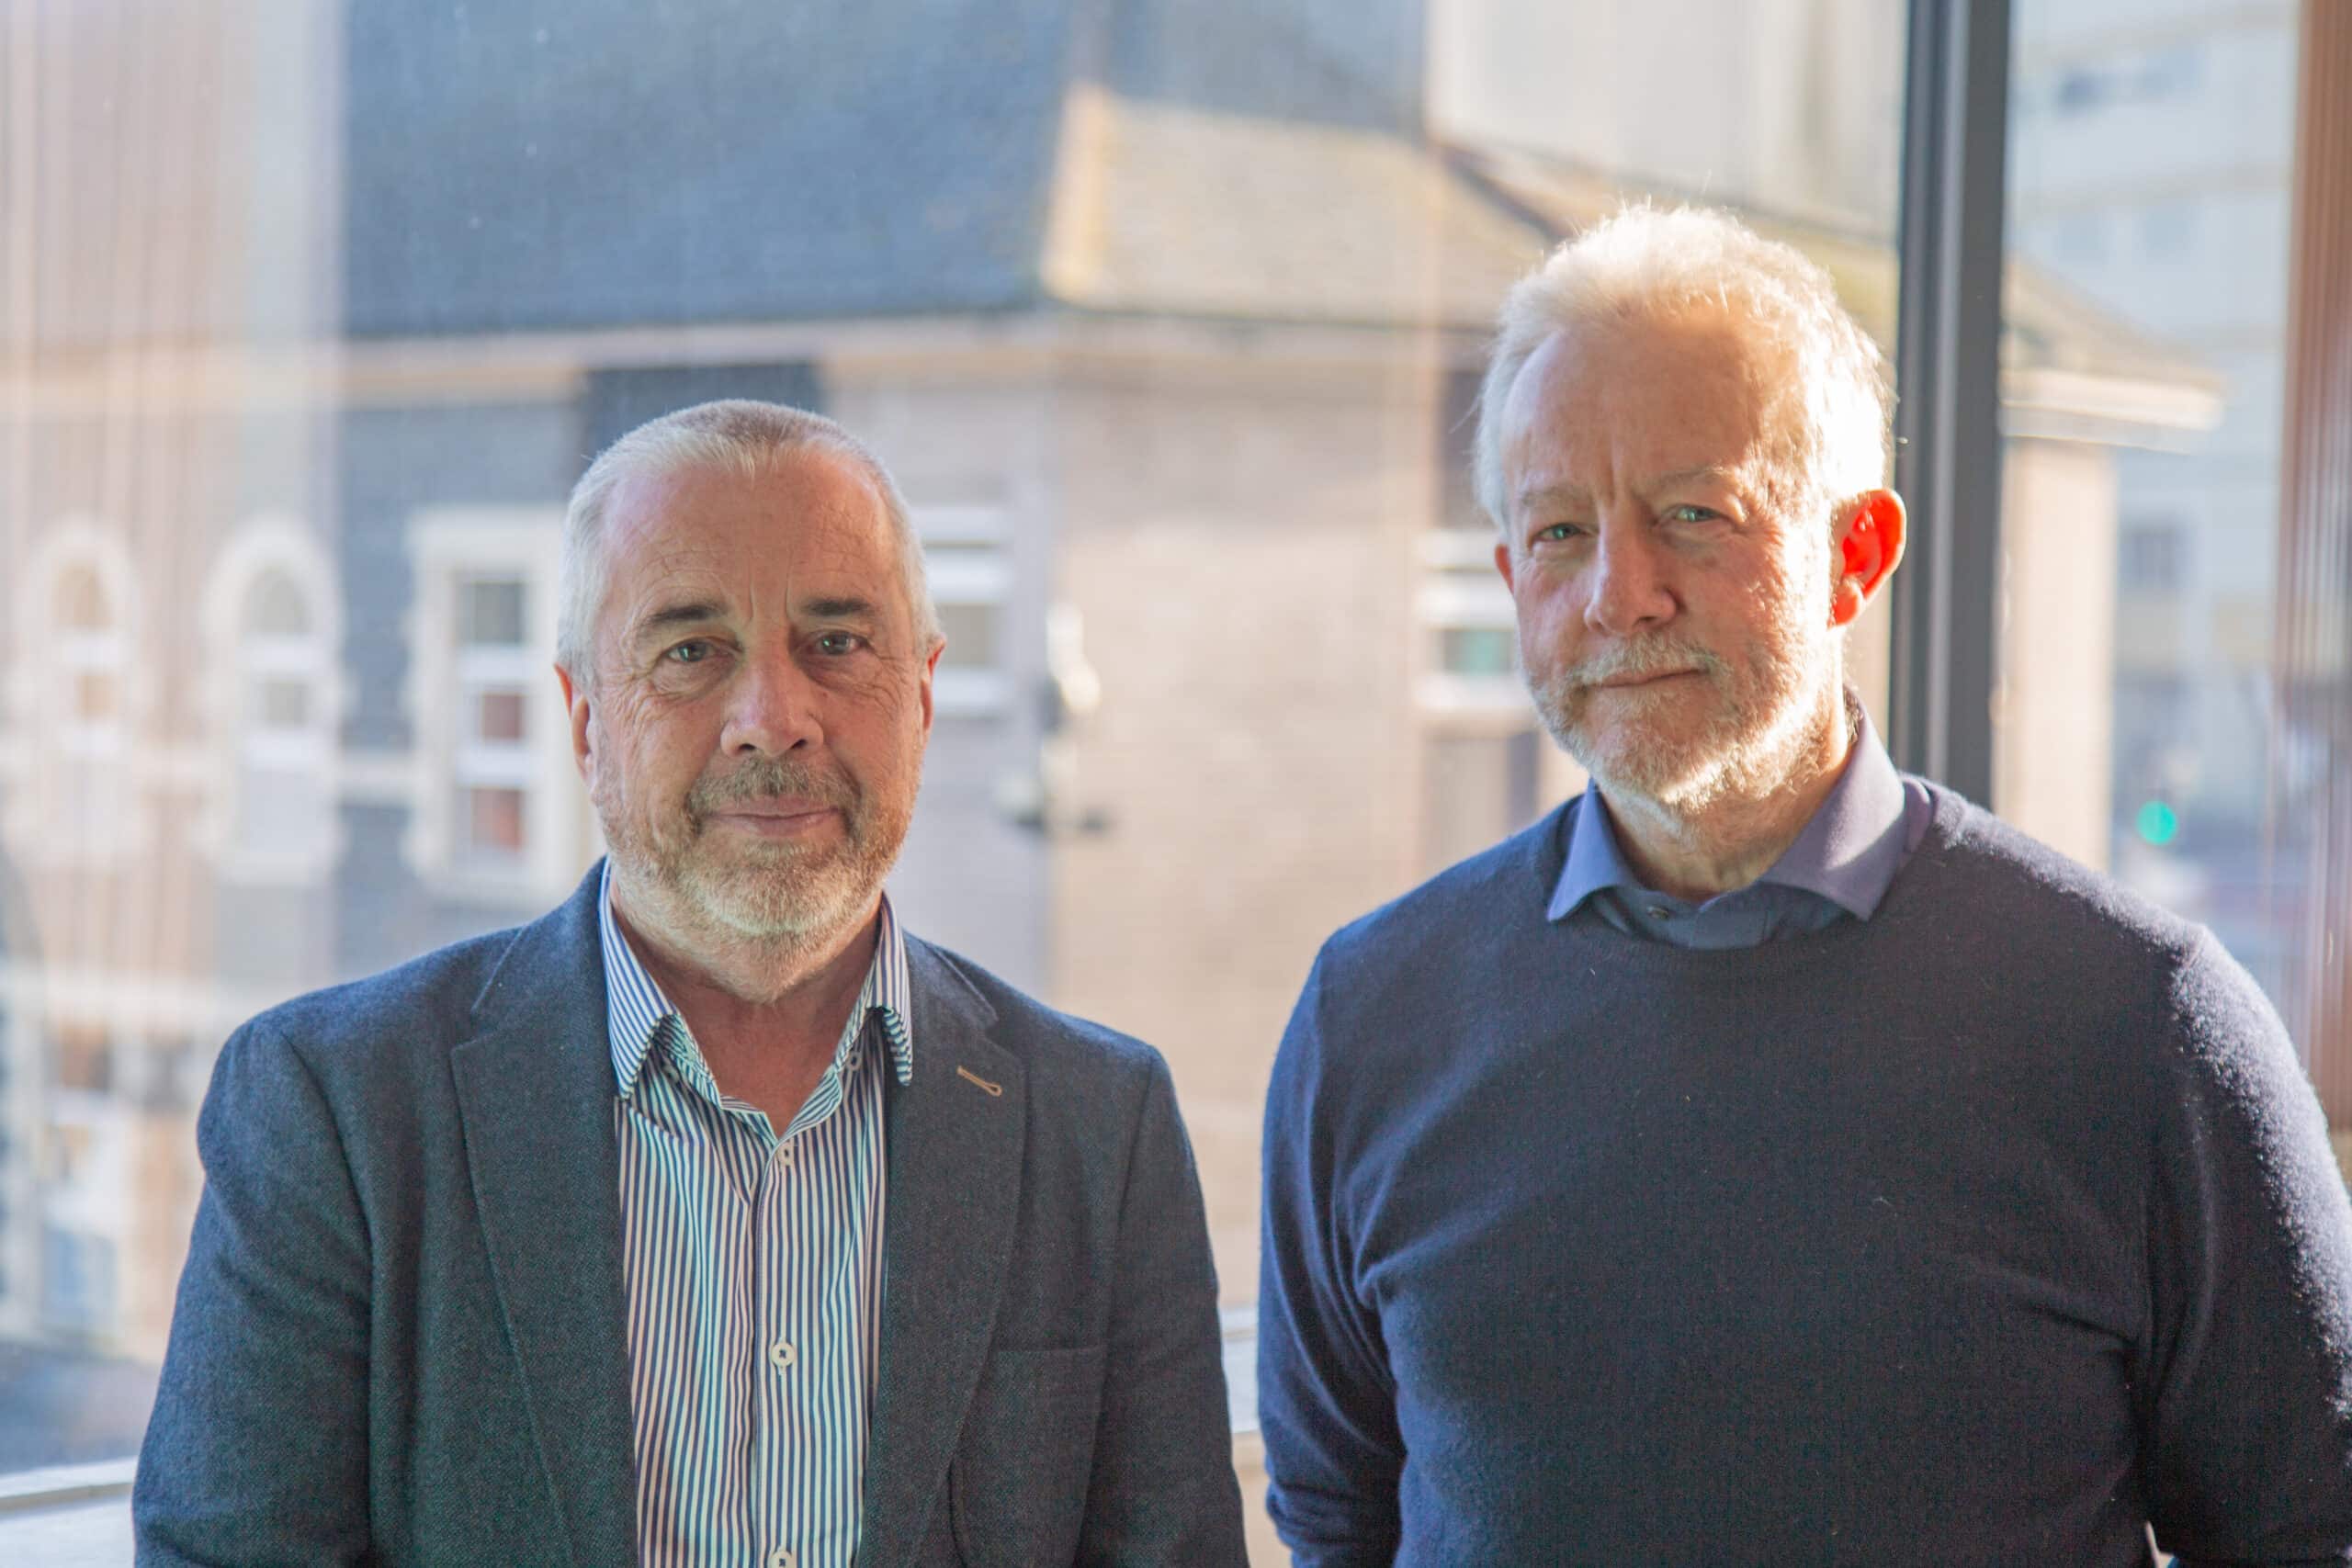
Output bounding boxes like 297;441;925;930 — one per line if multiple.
1257;945;1405;1568
2143;931;2352;1563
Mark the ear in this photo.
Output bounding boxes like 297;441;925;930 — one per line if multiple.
1494;537;1517;592
916;637;943;736
557;661;594;784
1830;490;1906;627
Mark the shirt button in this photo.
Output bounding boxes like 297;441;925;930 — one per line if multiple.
1646;905;1673;920
769;1549;795;1568
770;1338;796;1371
844;1052;861;1069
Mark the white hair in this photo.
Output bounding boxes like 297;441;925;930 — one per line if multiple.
556;399;941;682
1474;204;1892;532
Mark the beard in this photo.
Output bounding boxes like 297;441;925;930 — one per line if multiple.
1523;588;1841;817
599;750;918;959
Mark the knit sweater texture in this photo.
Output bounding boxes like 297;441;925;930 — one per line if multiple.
1258;785;2352;1566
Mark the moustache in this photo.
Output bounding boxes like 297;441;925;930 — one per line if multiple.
685;760;859;822
1558;639;1726;688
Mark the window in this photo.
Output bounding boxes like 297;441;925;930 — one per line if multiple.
2002;0;2335;1036
916;505;1013;716
2119;519;2188;592
40;1227;118;1337
201;521;343;881
452;574;537;869
5;526;145;866
1417;529;1521;713
0;0;1928;1542
40;1055;131;1339
406;511;589;899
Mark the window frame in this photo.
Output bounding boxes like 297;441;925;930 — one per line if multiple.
1890;0;2013;799
198;517;347;885
1415;527;1523;716
403;509;591;902
915;502;1015;718
3;523;152;869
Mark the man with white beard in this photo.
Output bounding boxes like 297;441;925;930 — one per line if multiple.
1257;208;2352;1565
138;401;1247;1568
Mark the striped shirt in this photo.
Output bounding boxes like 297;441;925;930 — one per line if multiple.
599;864;914;1568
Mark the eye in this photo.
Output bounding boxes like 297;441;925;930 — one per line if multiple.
665;638;714;664
1664;503;1723;525
813;631;867;657
1532;522;1588;545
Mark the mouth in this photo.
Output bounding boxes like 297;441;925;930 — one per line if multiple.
703;799;841;838
1589;669;1702;691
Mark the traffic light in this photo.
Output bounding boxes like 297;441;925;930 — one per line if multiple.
2134;799;2180;847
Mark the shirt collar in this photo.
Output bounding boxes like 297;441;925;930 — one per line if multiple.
598;860;915;1100
1546;692;1910;924
1752;700;1910;919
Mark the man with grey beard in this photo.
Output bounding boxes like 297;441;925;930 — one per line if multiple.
138;401;1246;1568
1258;208;2352;1565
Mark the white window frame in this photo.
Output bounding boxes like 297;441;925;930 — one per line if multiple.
198;517;346;884
2;522;152;867
916;504;1013;717
404;509;588;901
40;1074;131;1338
1416;528;1525;714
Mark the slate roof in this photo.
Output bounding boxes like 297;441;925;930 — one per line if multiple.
341;0;1433;338
344;0;1085;334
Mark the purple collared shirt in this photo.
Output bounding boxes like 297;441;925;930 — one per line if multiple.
1549;704;1934;949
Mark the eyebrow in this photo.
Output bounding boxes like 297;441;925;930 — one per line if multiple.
632;599;728;639
1515;482;1589;513
799;595;882;623
1515;467;1746;513
1650;465;1745;490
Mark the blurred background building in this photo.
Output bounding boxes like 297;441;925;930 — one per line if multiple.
2007;0;2305;1005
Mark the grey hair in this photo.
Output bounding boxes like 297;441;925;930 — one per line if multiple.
555;399;941;682
1473;204;1892;534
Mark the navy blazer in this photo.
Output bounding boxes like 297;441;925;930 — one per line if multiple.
134;866;1246;1566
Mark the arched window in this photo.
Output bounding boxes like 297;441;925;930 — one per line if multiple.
201;521;342;880
54;564;126;756
6;525;143;863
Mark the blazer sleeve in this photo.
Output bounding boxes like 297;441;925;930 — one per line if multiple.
2143;932;2352;1563
1074;1050;1250;1567
134;1016;373;1567
1256;946;1404;1568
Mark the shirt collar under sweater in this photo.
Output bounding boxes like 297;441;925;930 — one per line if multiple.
1549;696;1928;934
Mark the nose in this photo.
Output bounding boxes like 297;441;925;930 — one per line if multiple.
1584;513;1678;638
718;644;823;756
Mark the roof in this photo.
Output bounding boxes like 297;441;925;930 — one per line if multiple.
343;0;1083;335
1038;86;1545;329
340;0;1434;339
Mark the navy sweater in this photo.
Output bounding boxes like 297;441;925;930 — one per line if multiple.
1259;786;2352;1566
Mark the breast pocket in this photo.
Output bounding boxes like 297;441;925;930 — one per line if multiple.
949;1343;1108;1568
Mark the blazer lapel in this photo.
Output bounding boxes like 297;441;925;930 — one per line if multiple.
449;868;638;1568
858;938;1028;1568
